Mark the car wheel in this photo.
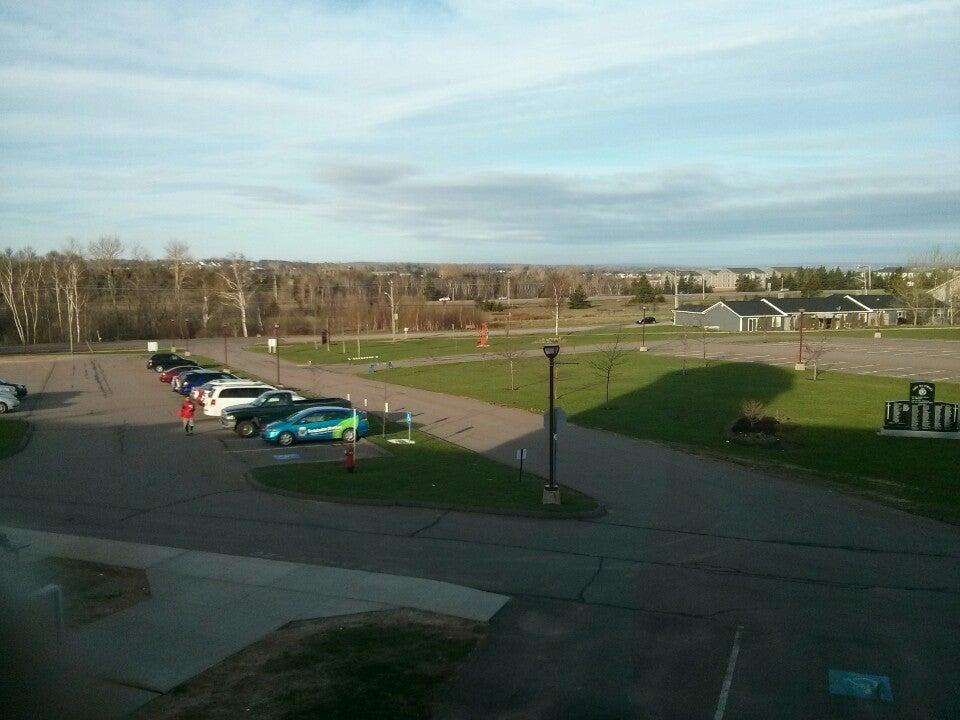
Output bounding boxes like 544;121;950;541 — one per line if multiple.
341;428;355;443
0;402;7;414
278;431;295;446
236;420;257;438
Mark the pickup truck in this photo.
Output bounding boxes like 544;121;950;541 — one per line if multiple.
220;390;351;437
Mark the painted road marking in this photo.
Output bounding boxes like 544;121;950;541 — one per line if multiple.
844;364;879;369
827;670;893;703
712;625;744;720
273;452;300;461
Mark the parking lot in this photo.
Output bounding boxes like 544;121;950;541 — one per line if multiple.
2;350;959;718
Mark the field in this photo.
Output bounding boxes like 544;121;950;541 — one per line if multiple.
377;353;960;520
255;416;598;515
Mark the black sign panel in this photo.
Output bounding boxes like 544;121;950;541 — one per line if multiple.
910;382;935;403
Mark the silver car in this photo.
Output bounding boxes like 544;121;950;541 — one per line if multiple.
0;387;21;413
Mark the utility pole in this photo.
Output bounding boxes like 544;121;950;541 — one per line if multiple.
222;323;228;366
674;269;679;309
701;273;705;300
385;279;397;343
506;277;511;304
796;310;805;369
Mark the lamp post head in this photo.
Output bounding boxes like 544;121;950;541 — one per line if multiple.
543;344;560;359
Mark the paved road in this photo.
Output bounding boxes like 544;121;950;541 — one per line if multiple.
1;350;959;718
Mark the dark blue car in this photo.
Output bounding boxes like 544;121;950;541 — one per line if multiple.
176;370;236;396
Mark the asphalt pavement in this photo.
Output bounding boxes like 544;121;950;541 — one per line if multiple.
0;349;958;718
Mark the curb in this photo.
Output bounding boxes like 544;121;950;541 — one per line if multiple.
245;470;606;521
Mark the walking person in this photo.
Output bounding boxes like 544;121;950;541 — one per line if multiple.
178;398;196;435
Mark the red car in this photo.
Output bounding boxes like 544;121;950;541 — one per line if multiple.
159;365;199;383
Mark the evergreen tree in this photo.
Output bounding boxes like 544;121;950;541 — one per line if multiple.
567;284;592;309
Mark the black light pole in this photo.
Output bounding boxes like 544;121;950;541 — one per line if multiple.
274;323;281;385
543;344;560;491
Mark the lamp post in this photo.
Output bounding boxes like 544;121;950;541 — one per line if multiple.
274;323;281;385
543;344;560;492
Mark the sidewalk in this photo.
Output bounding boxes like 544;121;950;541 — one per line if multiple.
2;525;508;717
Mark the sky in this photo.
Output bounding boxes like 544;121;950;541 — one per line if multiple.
1;0;958;266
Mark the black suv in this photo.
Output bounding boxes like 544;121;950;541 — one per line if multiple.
147;352;198;371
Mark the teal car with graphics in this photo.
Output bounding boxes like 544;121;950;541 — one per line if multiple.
261;406;369;446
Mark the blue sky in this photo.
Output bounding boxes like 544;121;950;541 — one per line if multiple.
1;0;958;265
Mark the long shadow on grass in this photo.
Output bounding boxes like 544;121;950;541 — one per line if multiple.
571;362;794;448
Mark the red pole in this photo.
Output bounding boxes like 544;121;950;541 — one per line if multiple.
798;310;805;364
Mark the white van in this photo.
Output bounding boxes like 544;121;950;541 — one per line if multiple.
203;383;275;416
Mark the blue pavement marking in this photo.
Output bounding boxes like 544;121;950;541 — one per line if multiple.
272;453;301;461
828;670;893;703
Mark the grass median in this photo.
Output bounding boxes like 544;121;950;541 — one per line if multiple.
254;417;598;516
0;418;29;459
377;353;960;521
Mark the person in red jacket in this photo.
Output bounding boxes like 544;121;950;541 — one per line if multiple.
178;399;196;435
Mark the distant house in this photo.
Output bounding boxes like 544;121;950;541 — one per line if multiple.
699;267;770;290
673;294;906;332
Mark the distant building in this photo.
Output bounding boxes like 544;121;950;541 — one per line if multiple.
673;294;906;332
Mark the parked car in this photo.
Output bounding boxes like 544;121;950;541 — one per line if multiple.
0;387;21;413
202;383;275;417
636;317;657;325
177;371;236;396
193;378;266;404
172;366;220;391
261;406;368;446
221;390;349;437
0;378;28;399
159;365;200;383
147;353;197;371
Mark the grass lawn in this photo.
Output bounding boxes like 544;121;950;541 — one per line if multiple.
136;609;483;720
249;323;725;367
378;353;960;521
254;416;598;515
0;418;29;459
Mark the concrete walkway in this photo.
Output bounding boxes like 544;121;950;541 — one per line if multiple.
3;525;508;716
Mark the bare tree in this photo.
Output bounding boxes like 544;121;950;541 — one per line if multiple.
803;333;833;380
544;270;571;338
217;254;252;337
88;235;123;338
495;312;524;390
588;329;628;402
164;240;191;336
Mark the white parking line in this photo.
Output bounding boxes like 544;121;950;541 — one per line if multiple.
713;625;744;720
843;364;879;370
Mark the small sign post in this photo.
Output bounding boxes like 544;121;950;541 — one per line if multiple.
406;411;413;442
515;448;527;482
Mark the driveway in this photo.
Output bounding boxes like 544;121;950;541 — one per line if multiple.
1;349;958;718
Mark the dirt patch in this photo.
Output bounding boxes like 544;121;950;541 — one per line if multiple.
28;557;150;626
134;608;485;720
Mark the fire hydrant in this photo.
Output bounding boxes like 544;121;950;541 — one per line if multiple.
344;442;355;473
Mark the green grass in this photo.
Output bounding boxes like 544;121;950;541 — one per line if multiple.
377;353;960;521
254;417;598;515
249;324;725;367
0;418;29;459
